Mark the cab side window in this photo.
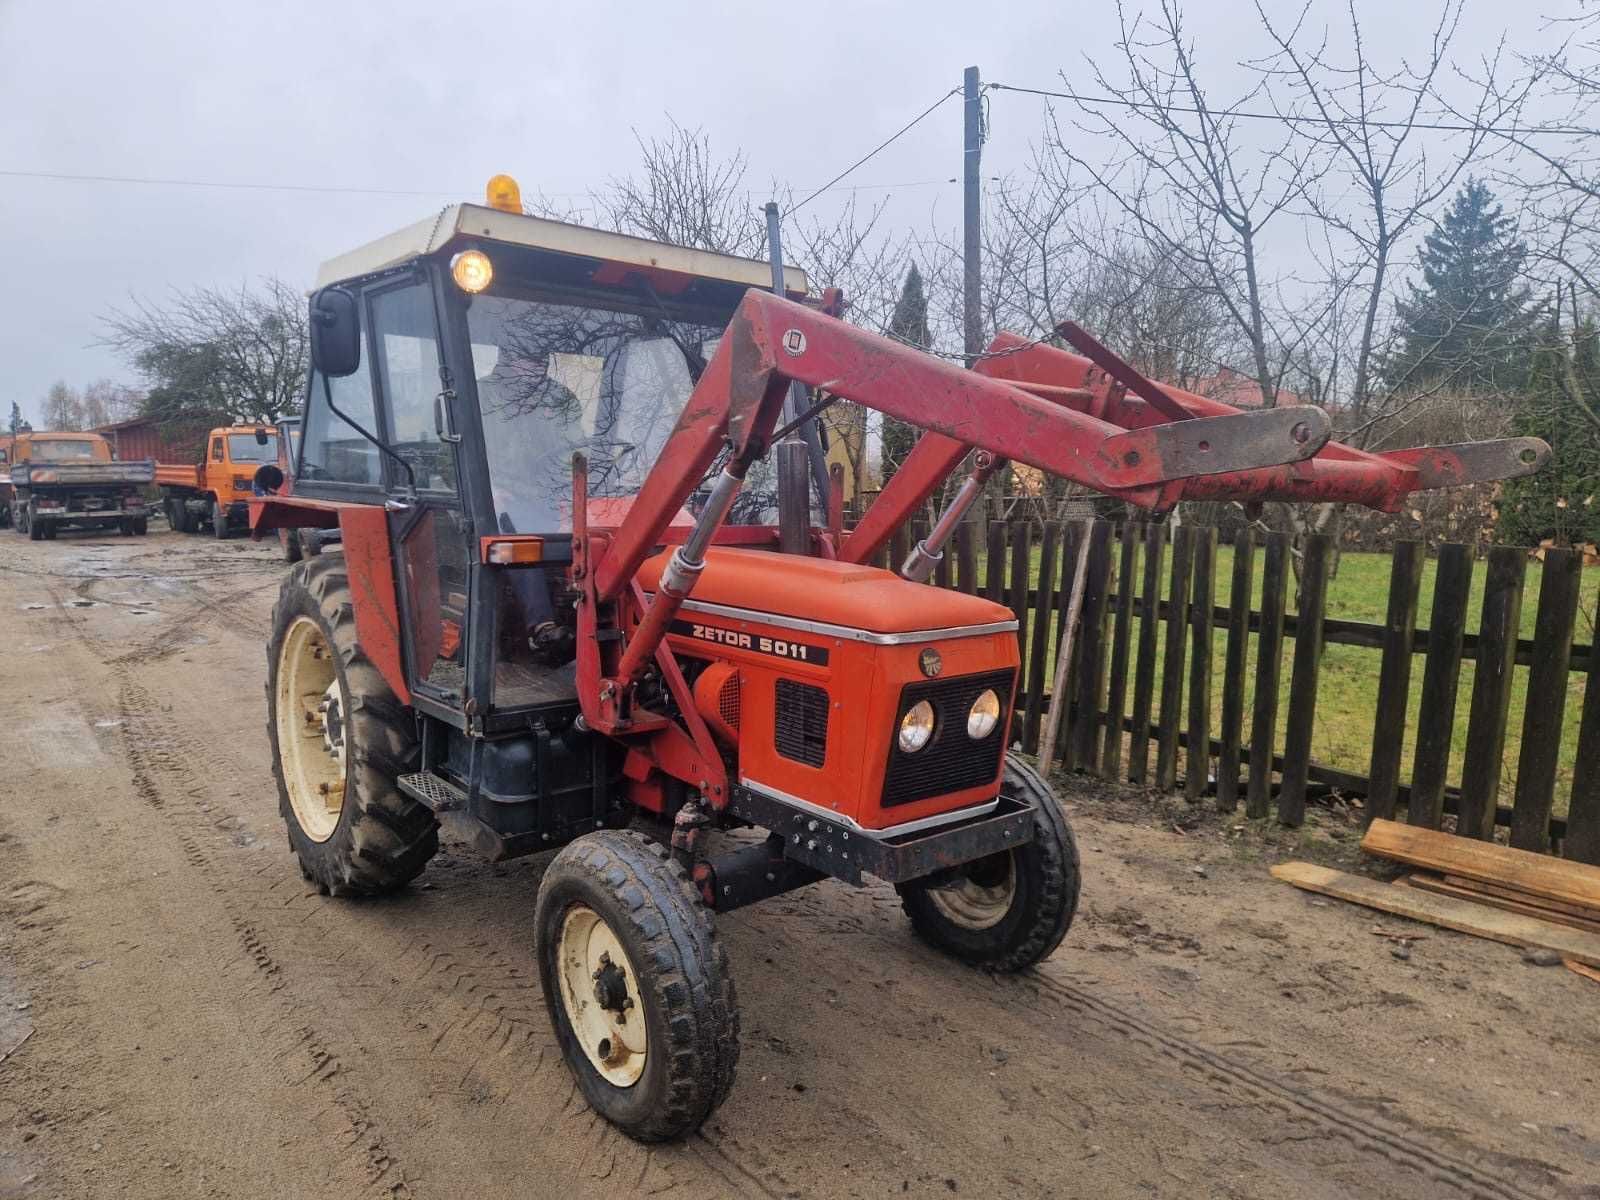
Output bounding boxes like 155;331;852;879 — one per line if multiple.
211;437;224;462
300;301;380;488
370;281;455;495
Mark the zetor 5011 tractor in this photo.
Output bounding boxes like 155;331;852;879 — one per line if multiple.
253;176;1548;1141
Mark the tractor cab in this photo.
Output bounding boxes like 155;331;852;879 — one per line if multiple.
279;182;809;740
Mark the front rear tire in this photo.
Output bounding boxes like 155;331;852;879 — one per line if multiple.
266;555;438;896
896;753;1080;971
535;831;739;1142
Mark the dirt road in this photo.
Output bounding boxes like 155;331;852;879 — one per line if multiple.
1;528;1596;1199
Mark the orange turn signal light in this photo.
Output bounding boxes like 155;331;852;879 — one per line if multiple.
481;536;544;565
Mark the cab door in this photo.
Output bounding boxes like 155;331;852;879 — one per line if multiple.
366;276;473;711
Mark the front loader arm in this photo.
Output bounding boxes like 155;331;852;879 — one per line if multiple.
592;291;1329;604
842;328;1550;566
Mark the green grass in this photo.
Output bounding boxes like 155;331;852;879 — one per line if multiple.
979;534;1598;816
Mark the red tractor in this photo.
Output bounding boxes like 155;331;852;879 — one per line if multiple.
254;178;1548;1141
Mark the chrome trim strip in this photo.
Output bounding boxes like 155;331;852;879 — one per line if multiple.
739;777;1000;839
674;597;1018;646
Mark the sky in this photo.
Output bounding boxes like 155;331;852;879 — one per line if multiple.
0;0;1576;426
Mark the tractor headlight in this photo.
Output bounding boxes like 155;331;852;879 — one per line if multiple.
898;699;935;753
451;249;493;293
967;689;1001;739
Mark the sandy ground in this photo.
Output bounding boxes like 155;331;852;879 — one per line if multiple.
1;526;1597;1200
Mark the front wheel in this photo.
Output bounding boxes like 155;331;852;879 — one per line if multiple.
212;498;230;539
535;831;739;1142
266;556;438;895
132;515;148;536
896;753;1081;972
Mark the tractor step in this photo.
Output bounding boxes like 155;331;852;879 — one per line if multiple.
398;771;468;814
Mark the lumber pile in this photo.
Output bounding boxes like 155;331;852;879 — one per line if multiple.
1270;819;1600;979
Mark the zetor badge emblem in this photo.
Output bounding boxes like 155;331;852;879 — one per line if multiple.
782;328;807;356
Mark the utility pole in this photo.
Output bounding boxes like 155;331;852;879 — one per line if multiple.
962;65;983;366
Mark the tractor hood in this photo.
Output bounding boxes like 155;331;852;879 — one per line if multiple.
637;547;1016;636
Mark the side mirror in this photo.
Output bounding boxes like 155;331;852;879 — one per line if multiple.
310;287;361;378
254;428;269;445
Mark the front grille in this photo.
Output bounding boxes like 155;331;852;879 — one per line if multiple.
718;673;741;730
881;668;1014;808
774;679;828;767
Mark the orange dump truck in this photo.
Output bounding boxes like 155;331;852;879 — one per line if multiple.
156;424;281;538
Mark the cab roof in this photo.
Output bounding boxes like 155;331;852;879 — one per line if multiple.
315;203;810;297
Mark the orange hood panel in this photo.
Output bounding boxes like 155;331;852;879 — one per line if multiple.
637;547;1014;634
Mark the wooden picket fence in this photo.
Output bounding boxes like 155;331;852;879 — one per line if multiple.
877;519;1600;863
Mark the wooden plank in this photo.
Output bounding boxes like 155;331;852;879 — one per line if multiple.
1400;875;1600;935
1409;543;1474;830
955;522;977;594
1361;817;1600;913
1269;861;1600;969
1100;523;1140;781
1366;541;1423;824
1008;522;1034;705
1278;534;1330;827
1510;548;1583;852
1129;522;1167;785
1021;522;1061;755
1567;959;1600;985
1439;873;1600;928
1570;576;1600;866
1216;529;1254;812
1070;521;1113;771
1052;521;1088;766
983;522;1007;604
889;526;911;580
1458;546;1526;841
1247;532;1290;818
1155;525;1195;791
1185;527;1217;803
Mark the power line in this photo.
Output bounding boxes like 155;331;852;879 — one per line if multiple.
785;86;963;217
0;167;957;202
989;81;1600;138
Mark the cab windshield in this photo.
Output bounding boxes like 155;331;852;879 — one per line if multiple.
466;292;727;534
227;433;279;462
31;439;99;461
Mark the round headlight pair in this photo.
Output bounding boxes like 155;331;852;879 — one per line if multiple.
896;688;1003;753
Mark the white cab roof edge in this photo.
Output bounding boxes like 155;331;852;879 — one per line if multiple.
314;203;810;295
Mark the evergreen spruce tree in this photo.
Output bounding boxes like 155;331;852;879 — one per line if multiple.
1498;317;1600;547
1388;180;1536;393
879;265;930;487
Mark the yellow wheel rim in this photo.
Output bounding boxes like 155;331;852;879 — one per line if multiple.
275;615;346;843
928;853;1016;931
557;905;648;1087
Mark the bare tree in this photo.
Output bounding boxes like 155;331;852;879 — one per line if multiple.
1044;0;1322;410
603;118;765;257
102;277;308;425
39;381;82;431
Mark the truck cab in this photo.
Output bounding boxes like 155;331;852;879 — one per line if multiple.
157;424;281;537
8;431;154;539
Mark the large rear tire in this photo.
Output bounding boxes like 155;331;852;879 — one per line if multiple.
535;831;739;1142
281;527;303;563
896;753;1080;971
266;555;438;895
